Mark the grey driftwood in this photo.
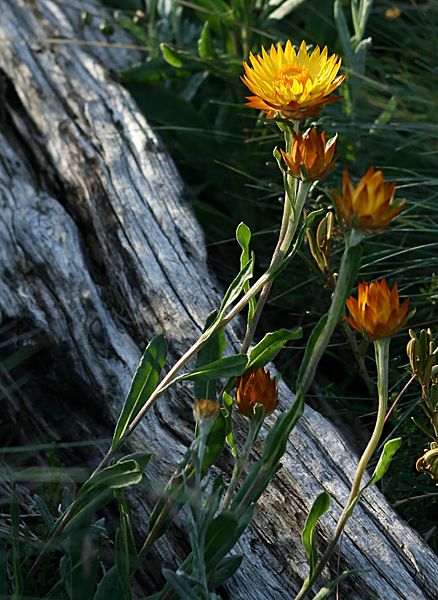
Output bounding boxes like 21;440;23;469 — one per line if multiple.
0;1;437;598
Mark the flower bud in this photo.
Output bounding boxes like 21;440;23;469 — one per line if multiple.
346;278;410;340
333;167;403;231
281;128;337;182
235;368;277;417
406;328;436;391
416;442;438;481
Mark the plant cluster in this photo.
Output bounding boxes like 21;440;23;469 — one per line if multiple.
2;0;437;598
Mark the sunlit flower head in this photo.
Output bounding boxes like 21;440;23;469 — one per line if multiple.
346;278;410;340
333;167;403;231
236;368;277;417
241;40;345;120
281;128;337;181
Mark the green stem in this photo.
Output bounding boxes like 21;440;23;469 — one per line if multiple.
240;122;304;354
295;337;390;600
298;240;361;394
240;179;311;354
222;414;262;510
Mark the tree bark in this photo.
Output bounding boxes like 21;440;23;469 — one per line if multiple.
0;1;437;598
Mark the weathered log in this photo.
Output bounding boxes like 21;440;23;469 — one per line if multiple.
0;1;437;598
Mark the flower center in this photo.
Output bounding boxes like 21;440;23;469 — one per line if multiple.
273;65;311;103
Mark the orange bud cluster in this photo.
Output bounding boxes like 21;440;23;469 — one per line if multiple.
346;278;410;340
333;167;403;231
281;128;337;182
236;368;278;417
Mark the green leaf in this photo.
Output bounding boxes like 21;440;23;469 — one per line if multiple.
194;311;226;400
69;535;99;600
365;438;402;489
202;412;227;471
112;335;167;448
118;452;151;473
63;489;114;537
160;43;183;68
162;569;195;600
63;459;147;536
297;315;328;388
198;21;215;59
115;530;132;600
205;506;254;568
247;328;302;370
147;452;191;543
115;491;138;598
94;566;123;600
181;355;247;382
33;493;56;528
262;390;304;466
210;555;243;588
78;459;144;503
223;391;238;459
301;491;331;577
334;0;354;66
214;258;254;324
236;222;256;326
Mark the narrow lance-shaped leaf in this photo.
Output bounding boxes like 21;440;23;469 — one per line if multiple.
223;391;238;460
181;355;247;382
77;458;148;508
247;328;302;370
160;43;183;68
210;555;243;589
364;437;402;490
301;491;331;577
112;334;167;448
194;311;226;401
115;490;138;594
236;222;256;327
198;21;215;59
205;258;254;333
162;569;197;600
94;566;124;600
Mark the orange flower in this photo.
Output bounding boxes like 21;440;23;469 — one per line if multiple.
281;128;337;181
333;167;403;230
236;368;278;417
241;40;345;120
346;278;410;340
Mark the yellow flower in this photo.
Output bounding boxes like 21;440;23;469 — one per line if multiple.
241;40;345;120
333;167;403;230
236;368;278;417
346;278;410;340
281;128;337;181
